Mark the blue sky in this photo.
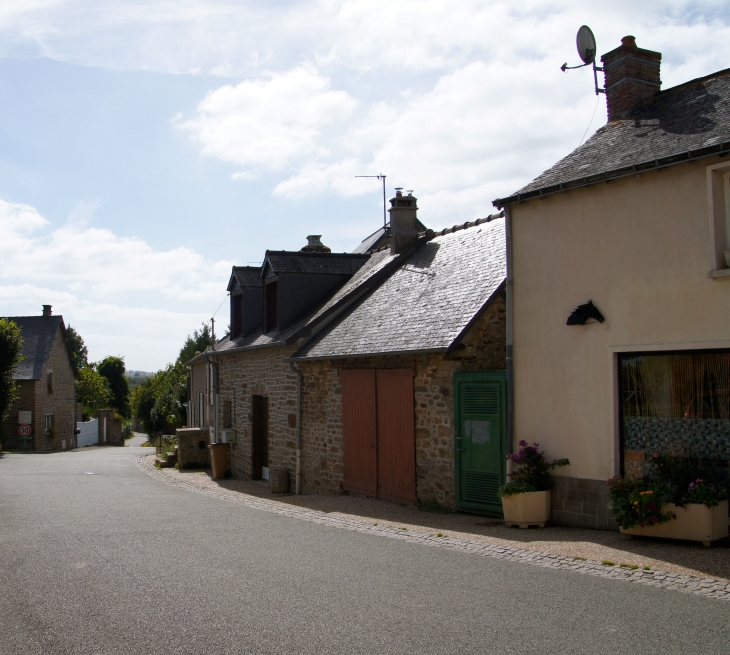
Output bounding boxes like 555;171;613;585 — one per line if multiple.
1;1;729;370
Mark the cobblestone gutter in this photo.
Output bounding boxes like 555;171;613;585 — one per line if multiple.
135;456;730;602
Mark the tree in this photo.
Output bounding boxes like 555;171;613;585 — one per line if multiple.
98;356;130;418
65;324;88;369
0;319;24;427
76;367;112;419
177;323;213;366
130;377;157;433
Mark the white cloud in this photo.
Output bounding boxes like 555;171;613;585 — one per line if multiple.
0;197;231;370
178;66;357;173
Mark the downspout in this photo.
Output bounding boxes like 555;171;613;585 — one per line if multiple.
290;361;303;495
505;205;515;477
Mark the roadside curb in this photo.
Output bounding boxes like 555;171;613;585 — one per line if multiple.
135;455;730;602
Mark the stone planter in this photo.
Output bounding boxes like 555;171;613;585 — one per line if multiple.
502;490;551;528
620;500;728;547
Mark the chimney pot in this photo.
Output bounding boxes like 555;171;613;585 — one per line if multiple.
42;305;52;317
621;35;637;49
300;235;331;253
601;35;661;122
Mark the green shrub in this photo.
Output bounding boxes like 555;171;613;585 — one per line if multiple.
498;440;569;497
607;477;674;530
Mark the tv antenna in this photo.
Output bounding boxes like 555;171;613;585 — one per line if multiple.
561;25;605;95
355;174;387;228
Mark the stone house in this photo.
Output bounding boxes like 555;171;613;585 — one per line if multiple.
1;306;78;451
184;192;507;514
183;240;375;483
492;36;730;529
291;197;506;511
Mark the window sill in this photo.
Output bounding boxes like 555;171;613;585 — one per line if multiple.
708;268;730;280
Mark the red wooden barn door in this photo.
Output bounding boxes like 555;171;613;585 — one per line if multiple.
376;369;416;504
341;369;377;496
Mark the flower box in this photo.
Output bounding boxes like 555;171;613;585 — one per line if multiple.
502;490;551;528
620;500;728;547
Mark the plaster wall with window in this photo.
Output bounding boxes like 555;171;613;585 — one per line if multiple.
509;155;730;528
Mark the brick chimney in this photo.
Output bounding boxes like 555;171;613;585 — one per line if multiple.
601;36;661;121
388;189;419;255
300;235;331;253
42;304;52;317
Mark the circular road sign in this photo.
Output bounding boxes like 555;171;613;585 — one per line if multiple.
18;424;31;437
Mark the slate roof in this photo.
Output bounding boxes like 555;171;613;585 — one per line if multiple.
3;316;65;380
264;251;370;276
494;68;730;207
227;266;262;292
293;217;506;360
191;249;400;363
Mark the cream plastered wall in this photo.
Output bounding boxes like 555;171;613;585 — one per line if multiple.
510;155;730;482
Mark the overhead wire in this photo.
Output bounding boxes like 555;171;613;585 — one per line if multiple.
579;95;601;147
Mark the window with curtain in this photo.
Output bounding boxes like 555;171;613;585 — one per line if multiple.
620;351;730;469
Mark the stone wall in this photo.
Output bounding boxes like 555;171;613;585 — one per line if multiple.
176;427;210;468
300;297;507;508
551;476;618;531
94;409;124;446
216;344;299;486
2;325;76;451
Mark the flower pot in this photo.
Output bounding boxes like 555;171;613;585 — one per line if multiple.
620;500;728;547
502;490;551;528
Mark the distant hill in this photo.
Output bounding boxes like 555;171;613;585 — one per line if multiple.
125;370;154;392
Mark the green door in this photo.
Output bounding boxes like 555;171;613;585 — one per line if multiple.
455;372;507;515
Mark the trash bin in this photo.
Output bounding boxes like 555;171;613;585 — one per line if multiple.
269;469;289;493
208;443;228;479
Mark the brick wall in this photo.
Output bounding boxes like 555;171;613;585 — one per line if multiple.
2;325;76;451
94;409;124;446
216;344;299;486
299;297;507;508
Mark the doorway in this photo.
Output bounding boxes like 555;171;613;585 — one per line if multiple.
341;368;416;504
455;372;507;515
252;395;269;481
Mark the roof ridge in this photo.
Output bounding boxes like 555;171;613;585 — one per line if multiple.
656;66;730;99
266;250;369;257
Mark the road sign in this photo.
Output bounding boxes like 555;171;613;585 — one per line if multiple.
18;424;31;438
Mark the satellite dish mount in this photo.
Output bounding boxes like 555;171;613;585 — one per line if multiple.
561;25;605;96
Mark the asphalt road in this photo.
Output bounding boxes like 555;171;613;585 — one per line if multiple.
1;447;729;655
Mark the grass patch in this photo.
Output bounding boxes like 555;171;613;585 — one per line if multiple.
620;563;639;570
602;560;615;566
400;527;407;531
573;557;587;561
437;533;445;538
416;501;452;514
644;566;652;571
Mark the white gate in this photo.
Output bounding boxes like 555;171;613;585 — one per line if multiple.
77;418;99;447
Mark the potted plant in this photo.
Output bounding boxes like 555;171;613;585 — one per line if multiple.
609;478;728;548
498;440;570;528
608;454;728;547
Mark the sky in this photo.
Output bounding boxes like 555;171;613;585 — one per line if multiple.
1;1;729;371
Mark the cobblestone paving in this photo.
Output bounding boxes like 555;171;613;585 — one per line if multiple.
135;456;730;602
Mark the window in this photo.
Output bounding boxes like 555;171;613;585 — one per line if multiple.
265;280;279;332
706;161;730;274
230;293;243;338
45;413;54;434
619;350;730;475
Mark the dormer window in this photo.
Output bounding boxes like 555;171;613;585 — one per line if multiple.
230;293;243;338
265;280;279;333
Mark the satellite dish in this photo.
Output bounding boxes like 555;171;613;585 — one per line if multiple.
576;25;596;65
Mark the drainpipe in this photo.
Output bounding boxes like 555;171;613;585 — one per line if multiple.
505;205;514;478
290;361;303;494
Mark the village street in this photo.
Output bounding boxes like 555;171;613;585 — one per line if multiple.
1;447;729;655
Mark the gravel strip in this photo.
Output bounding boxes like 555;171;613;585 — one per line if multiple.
136;456;730;602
